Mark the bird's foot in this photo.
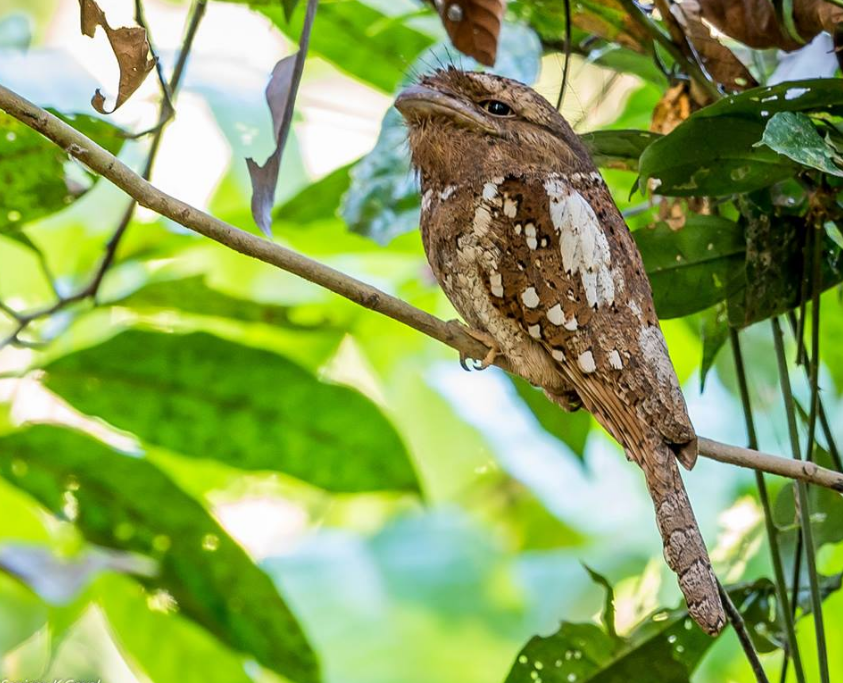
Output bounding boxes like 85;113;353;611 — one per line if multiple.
450;321;500;371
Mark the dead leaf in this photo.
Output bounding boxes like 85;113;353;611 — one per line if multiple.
698;0;843;51
78;0;156;114
246;55;297;236
657;0;757;93
650;83;693;135
432;0;506;66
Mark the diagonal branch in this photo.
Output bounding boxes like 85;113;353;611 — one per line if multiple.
2;84;843;493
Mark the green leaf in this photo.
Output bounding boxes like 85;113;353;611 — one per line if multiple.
42;330;418;493
634;215;746;319
582;130;661;172
508;376;591;460
639;116;796;196
695;79;843;121
583;565;618;641
99;575;254;683
757;111;843;177
259;1;434;93
0;110;125;234
275;162;353;226
282;0;300;22
505;581;778;683
112;275;306;328
0;571;46;656
0;425;319;682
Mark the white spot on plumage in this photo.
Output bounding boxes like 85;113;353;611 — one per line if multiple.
551;349;565;362
473;200;493;236
546;303;577;330
547;304;565;325
440;185;457;200
422;189;433;212
482;181;498;201
490;272;503;297
628;300;643;320
528;324;541;339
492;175;504;184
521;287;540;308
608;349;623;370
544;177;615;308
503;196;518;218
525;222;537;250
515;223;522;235
578;350;596;373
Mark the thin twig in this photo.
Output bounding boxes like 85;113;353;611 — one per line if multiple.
615;0;721;100
555;0;572;110
787;311;842;472
275;0;318;170
718;580;770;683
771;317;830;683
730;330;805;683
3;85;843;493
1;0;207;347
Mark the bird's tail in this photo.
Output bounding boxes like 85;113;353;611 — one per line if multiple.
642;444;726;635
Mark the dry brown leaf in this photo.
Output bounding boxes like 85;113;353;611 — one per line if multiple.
246;56;297;236
650;82;693;135
657;0;757;93
698;0;843;51
78;0;156;114
433;0;506;66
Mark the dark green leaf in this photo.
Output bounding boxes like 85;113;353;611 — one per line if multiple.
509;376;591;460
638;116;796;197
0;425;319;682
0;110;125;234
582;130;661;172
635;215;746;319
282;0;300;22
758;111;843;177
505;581;781;683
42;331;418;493
695;79;843;121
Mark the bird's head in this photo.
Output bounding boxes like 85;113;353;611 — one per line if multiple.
395;68;591;187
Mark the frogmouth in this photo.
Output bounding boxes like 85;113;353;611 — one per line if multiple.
395;68;726;635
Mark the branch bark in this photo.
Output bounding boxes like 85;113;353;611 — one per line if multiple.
1;83;842;494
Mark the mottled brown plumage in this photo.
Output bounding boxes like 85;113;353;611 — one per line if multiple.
396;68;726;635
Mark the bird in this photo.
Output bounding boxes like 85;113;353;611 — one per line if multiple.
395;67;726;635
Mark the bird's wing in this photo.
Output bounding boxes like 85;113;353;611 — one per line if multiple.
478;172;697;465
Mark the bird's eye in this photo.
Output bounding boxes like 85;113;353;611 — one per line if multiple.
480;100;514;117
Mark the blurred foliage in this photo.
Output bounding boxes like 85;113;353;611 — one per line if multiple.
1;1;842;683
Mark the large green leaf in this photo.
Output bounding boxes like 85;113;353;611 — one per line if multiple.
694;79;843;121
0;425;319;682
504;581;778;683
259;1;434;93
638;116;796;197
634;215;746;319
639;79;843;197
41;331;418;493
0;110;125;234
508;376;591;460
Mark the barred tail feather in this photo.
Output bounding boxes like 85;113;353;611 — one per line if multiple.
642;445;726;635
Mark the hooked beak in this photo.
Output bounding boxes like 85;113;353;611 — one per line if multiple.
395;84;496;134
